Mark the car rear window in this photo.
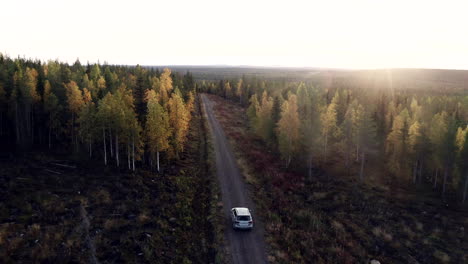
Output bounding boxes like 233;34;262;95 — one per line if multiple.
237;216;250;221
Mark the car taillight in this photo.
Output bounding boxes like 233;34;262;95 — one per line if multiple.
248;221;253;224
235;221;240;224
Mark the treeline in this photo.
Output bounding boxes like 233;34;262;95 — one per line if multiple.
201;77;468;204
0;54;195;171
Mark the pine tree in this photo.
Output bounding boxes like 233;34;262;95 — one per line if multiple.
97;92;114;165
78;88;96;157
247;95;260;132
145;89;171;171
458;130;468;203
168;90;190;159
341;100;357;171
257;91;274;144
355;104;376;182
43;80;61;149
320;93;341;163
224;81;232;99
65;81;84;151
21;67;41;144
440;117;457;195
386;109;410;180
0;83;6;136
277;94;300;168
236;79;243;104
159;68;173;105
408;120;424;183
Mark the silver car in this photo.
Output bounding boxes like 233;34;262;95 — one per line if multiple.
231;207;253;230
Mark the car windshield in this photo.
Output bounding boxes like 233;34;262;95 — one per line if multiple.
237;215;250;221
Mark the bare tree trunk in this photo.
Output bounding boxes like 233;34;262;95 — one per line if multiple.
442;166;448;195
359;152;365;182
110;129;113;158
157;151;160;172
132;136;135;171
103;127;107;165
15;102;20;144
345;146;350;176
48;125;52;149
412;161;418;184
323;134;328;164
31;108;34;144
463;172;468;204
418;160;423;184
116;134;119;167
308;152;312;179
127;143;130;170
71;112;74;151
356;145;360;162
434;168;438;189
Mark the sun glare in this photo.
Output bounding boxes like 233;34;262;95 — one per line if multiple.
1;0;468;69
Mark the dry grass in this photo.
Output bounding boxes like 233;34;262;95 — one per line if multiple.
237;156;257;185
95;189;112;205
312;192;328;200
138;210;150;225
433;250;450;263
104;218;127;231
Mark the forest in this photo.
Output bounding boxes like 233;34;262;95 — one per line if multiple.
0;53;195;171
197;70;467;263
0;54;224;263
1;52;467;263
200;71;468;204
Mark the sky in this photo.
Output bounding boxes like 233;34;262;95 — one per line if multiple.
2;0;468;69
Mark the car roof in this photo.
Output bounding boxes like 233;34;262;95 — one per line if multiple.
233;207;251;216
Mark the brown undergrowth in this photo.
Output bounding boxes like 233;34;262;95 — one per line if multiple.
206;94;468;264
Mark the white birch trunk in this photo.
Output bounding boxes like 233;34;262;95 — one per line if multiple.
127;142;130;169
157;151;160;172
109;129;113;157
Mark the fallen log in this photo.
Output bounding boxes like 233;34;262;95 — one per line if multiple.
50;163;76;169
44;169;61;175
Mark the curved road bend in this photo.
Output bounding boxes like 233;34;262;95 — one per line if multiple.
201;94;268;264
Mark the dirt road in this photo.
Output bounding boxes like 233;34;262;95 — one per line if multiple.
201;94;268;264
